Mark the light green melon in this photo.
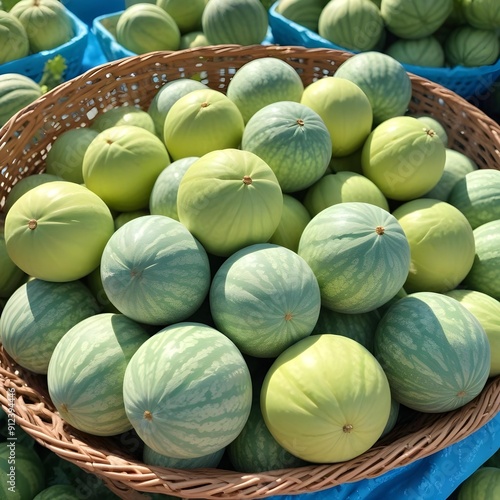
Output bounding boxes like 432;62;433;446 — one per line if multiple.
458;467;500;500
156;0;205;33
412;114;448;146
179;30;208;48
0;222;27;298
275;0;326;32
91;106;156;135
0;10;29;64
226;57;304;123
113;209;149;230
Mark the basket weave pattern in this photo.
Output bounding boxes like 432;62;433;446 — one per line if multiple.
0;45;500;499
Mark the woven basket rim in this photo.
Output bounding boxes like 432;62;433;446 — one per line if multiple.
0;44;500;499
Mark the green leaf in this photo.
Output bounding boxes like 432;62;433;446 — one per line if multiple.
38;55;67;93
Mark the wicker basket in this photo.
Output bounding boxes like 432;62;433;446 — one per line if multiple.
0;44;500;500
0;9;89;83
268;2;500;101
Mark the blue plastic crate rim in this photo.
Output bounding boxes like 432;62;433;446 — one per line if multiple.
268;1;500;100
0;9;89;83
93;10;275;63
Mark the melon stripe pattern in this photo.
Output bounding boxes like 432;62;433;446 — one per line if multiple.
123;322;252;459
143;443;225;469
374;292;491;413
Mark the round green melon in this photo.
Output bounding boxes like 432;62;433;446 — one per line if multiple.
444;26;500;67
0;73;43;127
312;306;381;353
445;289;500;377
10;0;73;53
392;198;476;293
0;222;26;299
101;214;211;325
47;312;151;436
318;0;385;52
33;484;81;499
123;322;253;458
3;173;64;213
210;243;321;358
179;30;209;49
303;171;389;217
4;181;115;282
83;265;120;314
201;0;268;45
361;116;446;201
241;101;332;193
275;0;325;32
385;36;445;67
0;278;100;374
422;148;477;200
261;334;391;463
461;0;500;30
147;78;209;138
0;10;29;64
448;169;500;229
116;3;180;53
0;442;45;499
226;57;304;123
413;114;448;146
149;157;199;220
380;398;400;438
227;399;307;472
380;0;453;39
91;106;156;135
463;220;500;300
334;51;412;125
143;443;225;469
113;209;149;230
82;125;170;212
374;291;490;413
297;202;411;314
163;88;245;160
156;0;205;33
45;128;100;184
268;193;311;252
328;147;364;174
301;76;373;158
458;467;500;500
177;148;283;257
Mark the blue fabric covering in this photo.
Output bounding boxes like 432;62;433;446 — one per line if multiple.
63;5;500;499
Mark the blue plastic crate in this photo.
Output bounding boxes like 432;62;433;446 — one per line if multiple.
0;9;89;83
268;1;500;100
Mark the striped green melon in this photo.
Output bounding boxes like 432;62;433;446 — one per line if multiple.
297;202;411;314
463;220;500;301
461;0;500;30
0;10;29;64
163;89;245;160
4;181;115;282
83;265;120;314
210;243;321;358
156;0;205;33
261;334;391;463
447;169;500;229
227;399;308;472
226;58;304;123
0;73;43;127
0;278;101;374
147;79;208;138
385;35;445;67
3;173;64;213
33;484;80;499
123;322;252;458
422;148;477;200
0;442;45;499
201;0;268;45
179;30;209;48
45;128;100;184
445;289;500;377
373;292;490;413
0;222;26;299
458;467;500;500
303;171;389;218
334;51;412;125
143;443;225;469
241;101;332;193
445;26;499;67
101;214;210;325
268;194;311;253
47;313;151;436
392;198;475;293
149;157;199;220
318;0;385;52
91;106;156;135
177;148;283;257
275;0;326;32
10;0;73;52
116;3;180;53
380;397;400;438
312;306;381;353
380;0;453;39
